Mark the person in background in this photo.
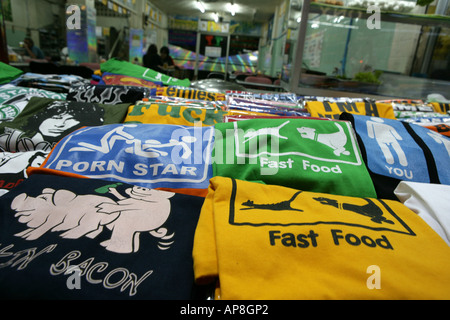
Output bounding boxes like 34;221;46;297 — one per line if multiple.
23;38;45;60
160;46;175;73
143;44;163;73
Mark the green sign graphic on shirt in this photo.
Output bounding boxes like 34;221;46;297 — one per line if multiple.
213;118;377;198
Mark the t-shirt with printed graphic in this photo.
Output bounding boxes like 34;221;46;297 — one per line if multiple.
0;150;49;196
340;112;450;199
101;58;190;88
305;100;395;120
0;174;204;299
33;123;214;197
193;177;450;300
213;118;377;198
99;73;163;88
150;86;226;101
67;85;149;105
125;102;227;126
424;123;450;137
0;97;130;153
430;102;450;115
0;85;67;122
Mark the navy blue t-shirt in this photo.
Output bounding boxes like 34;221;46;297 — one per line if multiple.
0;174;204;300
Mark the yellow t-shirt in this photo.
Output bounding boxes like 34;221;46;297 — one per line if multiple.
430;102;450;115
124;103;278;126
193;177;450;300
125;103;227;126
306;101;396;120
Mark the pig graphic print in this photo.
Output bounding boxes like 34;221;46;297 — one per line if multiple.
11;184;175;254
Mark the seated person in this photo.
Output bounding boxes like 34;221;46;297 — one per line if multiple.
23;38;45;60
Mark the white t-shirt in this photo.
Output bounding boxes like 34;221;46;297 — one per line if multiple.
395;181;450;246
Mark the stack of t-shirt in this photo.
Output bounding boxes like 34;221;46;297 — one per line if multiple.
213;117;377;198
0;174;204;299
193;177;450;299
339;112;450;199
32;123;214;197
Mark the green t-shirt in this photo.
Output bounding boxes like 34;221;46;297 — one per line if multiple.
101;58;190;87
0;97;130;153
213;118;377;198
0;62;23;85
0;84;67;121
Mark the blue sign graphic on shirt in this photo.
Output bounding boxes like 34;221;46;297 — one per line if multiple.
353;115;430;182
408;124;450;184
44;124;214;190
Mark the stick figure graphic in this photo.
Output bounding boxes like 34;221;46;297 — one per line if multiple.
427;131;450;158
366;117;408;167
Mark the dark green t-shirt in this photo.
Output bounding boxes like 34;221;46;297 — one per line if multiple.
0;97;130;152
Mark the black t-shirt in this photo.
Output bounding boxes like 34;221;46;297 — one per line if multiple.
0;174;204;300
67;85;150;105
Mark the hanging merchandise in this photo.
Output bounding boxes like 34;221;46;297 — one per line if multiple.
100;58;191;87
305;100;396;120
0;174;204;300
125;102;227;126
340;113;450;199
0;84;67;122
213;118;377;198
67;85;150;105
193;177;450;300
33;123;214;197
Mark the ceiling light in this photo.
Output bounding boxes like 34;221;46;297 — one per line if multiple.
227;2;236;16
196;0;205;13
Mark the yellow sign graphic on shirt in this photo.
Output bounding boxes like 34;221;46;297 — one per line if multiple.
193;177;450;300
306;101;396;120
231;179;411;236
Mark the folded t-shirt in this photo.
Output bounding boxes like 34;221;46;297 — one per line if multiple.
0;62;23;85
213;118;377;198
305;100;395;120
67;85;149;105
125;102;227;126
0;97;130;153
340;112;450;199
0;174;204;299
150;86;226;101
193;177;450;300
99;72;163;88
33;123;214;197
394;181;450;246
101;58;190;87
0;84;67;121
0;150;49;195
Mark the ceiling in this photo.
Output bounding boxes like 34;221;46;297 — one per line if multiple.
149;0;284;23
